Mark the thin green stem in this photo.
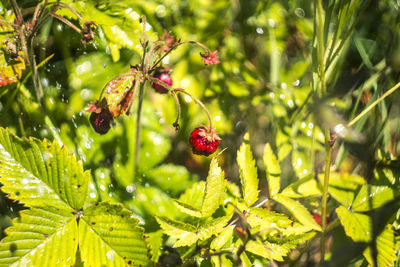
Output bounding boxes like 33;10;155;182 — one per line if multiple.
320;128;333;264
316;0;326;97
134;82;146;177
347;81;400;127
173;88;213;130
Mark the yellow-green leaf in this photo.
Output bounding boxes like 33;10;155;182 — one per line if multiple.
263;143;280;197
80;203;149;266
237;133;259;206
202;156;225;217
273;194;321;231
336;206;372;242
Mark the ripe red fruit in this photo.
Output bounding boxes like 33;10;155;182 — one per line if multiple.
313;214;321;225
189;126;221;156
152;72;173;94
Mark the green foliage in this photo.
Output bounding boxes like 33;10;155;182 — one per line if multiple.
0;128;149;266
156;137;315;264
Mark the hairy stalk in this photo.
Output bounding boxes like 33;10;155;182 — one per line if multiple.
320;128;333;264
173;88;213;130
28;37;44;105
347;81;400;127
171;91;181;130
134;82;146;177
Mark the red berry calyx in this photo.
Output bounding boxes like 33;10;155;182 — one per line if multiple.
189;126;221;156
152;71;173;94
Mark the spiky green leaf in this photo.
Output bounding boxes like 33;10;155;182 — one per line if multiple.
237;133;259;206
155;216;198;247
263;143;280;197
273;194;321;231
247;207;292;230
79;202;149;266
0;128;89;210
173;200;202;218
201;156;225;217
0;206;77;267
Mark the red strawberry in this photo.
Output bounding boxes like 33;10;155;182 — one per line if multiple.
189;126;221;156
152;72;173;94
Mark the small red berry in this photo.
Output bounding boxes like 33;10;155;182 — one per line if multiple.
313;214;321;225
89;108;113;134
189;126;221;156
152;72;173;94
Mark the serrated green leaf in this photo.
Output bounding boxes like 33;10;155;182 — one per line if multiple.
263;143;280;197
202;156;225;217
352;185;396;212
210;225;234;250
179;181;206;211
273;194;321;231
173;200;202;218
155;216;197;247
211;255;233;267
0;206;77;267
237;133;259;206
363;225;396;267
197;216;231;241
0;128;89;210
336;206;372;242
80;202;149;266
280;175;321;198
245;240;271;258
146;230;163;263
247;207;292;230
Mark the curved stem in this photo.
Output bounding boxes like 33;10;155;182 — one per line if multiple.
134;81;146;177
173;88;213;130
347;81;400;127
171;91;181;130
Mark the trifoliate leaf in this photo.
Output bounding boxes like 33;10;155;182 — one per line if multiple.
237;133;259;206
263;143;280;197
80;202;149;266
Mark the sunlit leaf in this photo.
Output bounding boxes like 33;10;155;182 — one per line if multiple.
202;156;225;217
352;185;396;212
155;216;198;247
336;206;371;242
210;225;234;250
237;133;259;206
280;175;321;198
80;202;149;266
247;207;292;230
263;143;280;198
273;194;321;231
0;206;77;266
363;225;396;267
0;128;89;210
173;200;202;218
